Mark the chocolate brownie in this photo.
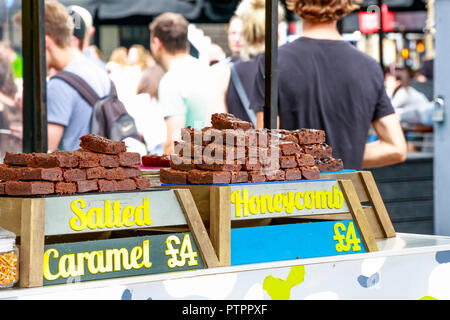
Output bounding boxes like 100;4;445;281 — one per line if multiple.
181;127;215;146
142;154;170;167
18;167;63;182
55;182;77;195
315;158;344;172
86;167;107;180
115;179;137;192
265;169;286;181
196;158;242;171
133;177;152;190
187;169;231;185
5;181;54;196
231;171;248;184
301;143;333;159
278;141;302;156
104;167;125;180
211;113;253;130
73;150;100;168
280;133;299;144
203;143;246;161
296;129;326;145
63;169;87;182
3;152;28;166
122;167;142;179
242;157;262;171
248;171;266;183
98;154;120;168
0;165;19;181
0;182;5;195
279;155;297;169
25;153;60;168
300;166;320;180
170;154;196;171
160;168;189;185
118;152;141;167
174;141;204;159
98;179;117;193
285;168;302;181
50;151;79;168
76;180;98;193
80;134;127;154
295;153;315;167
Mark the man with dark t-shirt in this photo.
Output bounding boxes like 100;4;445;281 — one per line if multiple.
251;0;407;170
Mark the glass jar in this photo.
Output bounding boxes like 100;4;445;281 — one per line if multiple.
0;228;19;288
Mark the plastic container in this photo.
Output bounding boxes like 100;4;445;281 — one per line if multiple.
0;227;19;288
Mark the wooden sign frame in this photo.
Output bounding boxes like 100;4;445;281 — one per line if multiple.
0;189;217;288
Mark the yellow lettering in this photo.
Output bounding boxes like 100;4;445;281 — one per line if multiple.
69;199;87;231
130;246;144;269
122;206;135;227
135;198;152;226
283;192;295;214
333;185;344;209
294;191;305;210
314;190;332;209
43;248;61;281
59;253;76;278
249;195;260;215
231;189;249;217
273;193;284;212
104;199;113;228
260;194;274;213
113;201;123;227
87;207;104;229
304;191;314;209
142;240;152;268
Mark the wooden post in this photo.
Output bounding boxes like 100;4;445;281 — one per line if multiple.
174;189;220;268
338;180;379;252
209;186;231;266
19;198;46;287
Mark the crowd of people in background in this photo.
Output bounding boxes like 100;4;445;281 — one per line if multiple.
0;0;436;169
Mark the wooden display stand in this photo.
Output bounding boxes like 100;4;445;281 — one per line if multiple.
160;171;395;266
0;189;218;288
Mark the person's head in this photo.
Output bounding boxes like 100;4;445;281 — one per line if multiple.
208;43;226;66
149;12;189;67
127;44;148;69
286;0;358;24
226;15;244;57
15;0;75;71
137;64;165;99
235;0;285;59
0;56;17;99
385;66;412;96
68;5;94;51
109;47;128;66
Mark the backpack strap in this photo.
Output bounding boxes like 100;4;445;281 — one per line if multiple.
229;63;256;127
52;70;100;107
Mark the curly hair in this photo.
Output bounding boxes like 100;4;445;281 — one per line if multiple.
286;0;359;23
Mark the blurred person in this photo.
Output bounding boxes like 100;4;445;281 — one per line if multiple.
410;59;434;102
67;5;107;71
127;44;149;70
225;15;244;62
0;56;18;130
212;0;285;126
149;12;218;154
208;43;226;66
250;0;407;170
0;41;23;80
88;45;103;61
106;46;128;74
386;66;433;128
15;0;111;152
123;64;167;155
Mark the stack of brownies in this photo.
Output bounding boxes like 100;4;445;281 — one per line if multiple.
0;134;151;196
160;113;343;185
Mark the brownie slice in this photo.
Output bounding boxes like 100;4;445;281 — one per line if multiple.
265;169;286;181
142;154;170;167
231;171;248;184
98;154;120;168
315;158;344;173
80;134;127;154
133;177;152;190
74;150;100;168
174;141;204;159
211;113;253;130
122;167;141;179
118;152;141;167
248;170;266;183
104;167;125;180
116;179;137;191
285;168;302;181
63;169;87;182
187;169;231;185
279;155;297;169
98;179;117;193
203;143;246;161
242;157;262;171
295;153;315;167
25;153;68;168
18;167;63;182
50;151;80;168
301;143;333;159
296;129;326;145
160;168;188;185
278;141;302;156
0;165;19;181
55;182;77;195
3;152;28;166
0;182;6;195
196;158;242;172
76;180;98;193
300;166;320;180
86;167;107;180
5;181;54;196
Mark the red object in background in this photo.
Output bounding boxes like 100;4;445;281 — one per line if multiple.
142;154;170;168
359;4;395;34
